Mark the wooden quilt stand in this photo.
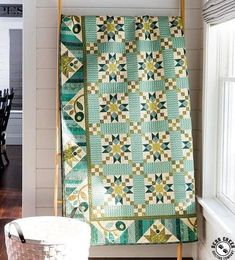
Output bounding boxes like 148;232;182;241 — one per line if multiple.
54;1;186;259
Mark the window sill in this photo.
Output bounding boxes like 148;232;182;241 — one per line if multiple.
198;197;235;240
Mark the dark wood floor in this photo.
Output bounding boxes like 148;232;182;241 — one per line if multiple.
0;145;22;260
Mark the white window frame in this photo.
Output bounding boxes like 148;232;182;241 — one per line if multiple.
217;77;235;214
200;20;235;239
202;23;219;199
203;23;235;212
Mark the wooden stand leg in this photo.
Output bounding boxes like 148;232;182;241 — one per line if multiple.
54;0;62;217
177;242;182;260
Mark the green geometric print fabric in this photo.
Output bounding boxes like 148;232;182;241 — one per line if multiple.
60;15;198;245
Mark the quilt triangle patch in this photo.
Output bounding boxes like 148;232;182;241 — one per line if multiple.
61;43;83;85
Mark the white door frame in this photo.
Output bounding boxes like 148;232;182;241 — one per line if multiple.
22;0;36;216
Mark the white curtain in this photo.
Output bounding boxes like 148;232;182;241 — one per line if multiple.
203;0;235;25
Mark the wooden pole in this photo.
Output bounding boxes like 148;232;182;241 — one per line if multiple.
181;0;185;28
177;242;183;260
54;0;62;217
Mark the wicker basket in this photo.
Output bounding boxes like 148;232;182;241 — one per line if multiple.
4;216;91;260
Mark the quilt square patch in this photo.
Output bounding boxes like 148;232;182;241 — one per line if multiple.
125;41;137;53
99;93;129;123
134;204;146;216
165;78;177;90
87;83;99;94
103;175;134;205
132;163;144;175
138;51;164;81
142;132;171;162
178;89;191;118
135;16;159;40
181;130;193;160
96;16;125;43
130;122;142;134
102;134;132;164
90;164;103;176
145;173;175;204
169;17;184;37
128;81;140;93
89;123;101;135
140;91;168;122
160;38;173;50
86;42;98;54
98;53;127;82
185;171;195;204
174;48;187;78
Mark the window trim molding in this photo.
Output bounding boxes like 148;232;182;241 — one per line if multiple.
200;20;235;233
202;22;218;199
216;77;235;214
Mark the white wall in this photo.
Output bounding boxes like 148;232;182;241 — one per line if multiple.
24;0;203;258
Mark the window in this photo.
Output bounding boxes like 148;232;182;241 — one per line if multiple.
218;78;235;213
9;29;22;111
204;19;235;213
0;29;10;90
0;24;22;111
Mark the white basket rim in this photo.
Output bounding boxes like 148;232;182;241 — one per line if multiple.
5;216;91;245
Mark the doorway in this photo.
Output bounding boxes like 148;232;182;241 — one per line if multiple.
0;3;23;259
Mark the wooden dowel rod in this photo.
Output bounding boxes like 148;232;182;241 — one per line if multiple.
54;0;62;217
177;242;183;260
180;0;185;28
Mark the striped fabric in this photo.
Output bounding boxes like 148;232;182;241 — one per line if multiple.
203;0;235;25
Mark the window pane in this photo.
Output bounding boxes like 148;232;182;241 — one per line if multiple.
9;29;22;111
0;29;9;90
220;81;235;204
216;19;235;78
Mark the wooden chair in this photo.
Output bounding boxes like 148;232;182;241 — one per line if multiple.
0;91;9;169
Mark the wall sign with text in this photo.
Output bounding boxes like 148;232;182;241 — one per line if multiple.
0;5;23;17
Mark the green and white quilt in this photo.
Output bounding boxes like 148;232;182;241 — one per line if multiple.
60;15;198;245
